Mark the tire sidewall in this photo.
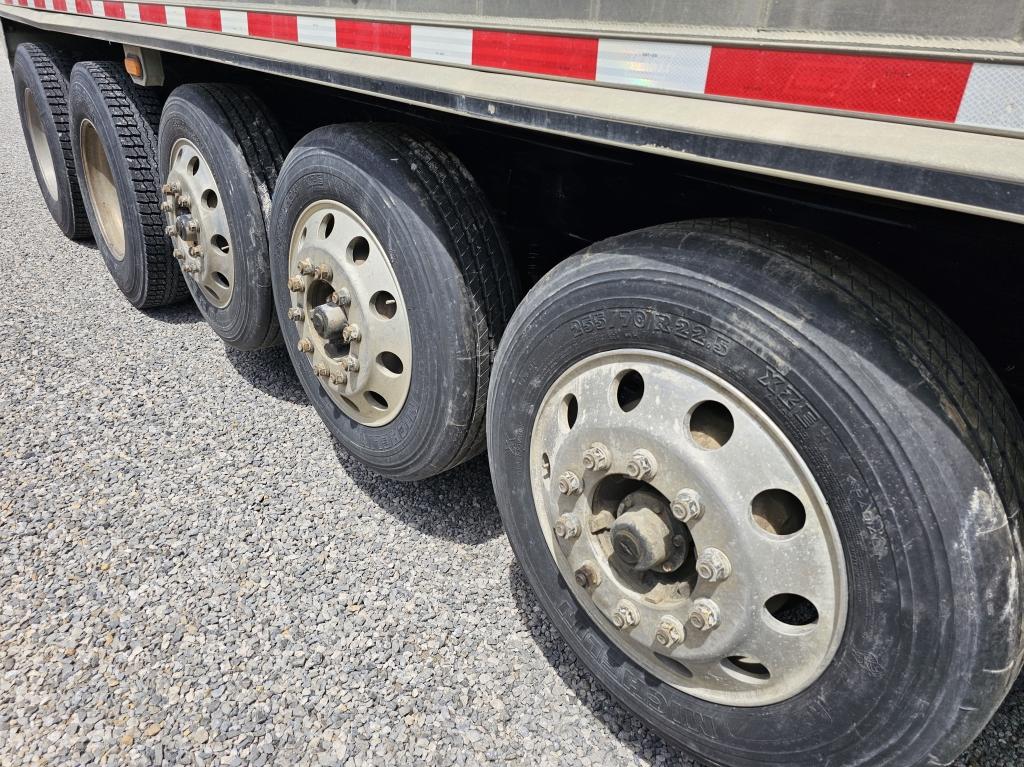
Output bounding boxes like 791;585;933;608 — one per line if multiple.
13;48;76;236
489;232;997;765
158;88;274;348
70;66;152;307
270;131;478;480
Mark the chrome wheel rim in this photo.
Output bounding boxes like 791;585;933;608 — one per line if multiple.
286;201;412;427
163;139;234;308
25;89;58;201
80;119;125;260
530;350;847;706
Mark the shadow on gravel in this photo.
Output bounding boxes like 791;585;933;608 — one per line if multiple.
331;445;505;544
141;298;205;325
224;345;308;404
506;560;689;763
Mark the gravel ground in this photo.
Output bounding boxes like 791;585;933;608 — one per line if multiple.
0;54;1022;767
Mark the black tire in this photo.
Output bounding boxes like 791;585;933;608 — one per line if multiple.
158;84;289;349
487;220;1024;766
69;61;187;308
270;124;519;481
12;43;91;240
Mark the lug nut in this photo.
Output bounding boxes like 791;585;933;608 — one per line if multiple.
288;276;305;293
164;224;176;236
655;616;686;649
625;449;657;481
172;249;185;261
286;308;305;321
696;548;731;583
688;598;720;632
553;513;581;540
573;561;601;590
186;219;199;236
671;489;703;523
557;471;583;496
188;246;203;258
581;443;611;472
342;356;359;372
161;182;180;195
178;195;191;209
314;264;333;281
342;324;361;343
297;338;313;353
329;372;348;386
611;600;640;630
313;363;330;378
298;259;315;276
330;289;351;307
160;201;173;213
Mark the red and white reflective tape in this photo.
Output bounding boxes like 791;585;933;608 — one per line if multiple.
5;0;1024;133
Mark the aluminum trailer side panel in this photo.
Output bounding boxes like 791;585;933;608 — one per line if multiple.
3;1;1024;224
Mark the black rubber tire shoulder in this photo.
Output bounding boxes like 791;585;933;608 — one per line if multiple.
487;218;1024;767
12;43;91;240
159;83;290;349
69;61;188;308
271;123;519;480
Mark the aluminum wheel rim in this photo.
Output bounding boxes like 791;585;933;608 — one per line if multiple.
163;139;234;308
530;350;847;706
286;201;412;427
25;89;58;201
80;119;125;261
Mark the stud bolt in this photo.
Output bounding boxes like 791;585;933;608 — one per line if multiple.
557;471;583;496
611;600;640;630
574;562;601;590
671;489;703;524
625;449;657;481
288;276;305;293
696;548;732;583
581;443;611;472
688;598;721;632
655;616;686;649
553;513;581;540
297;338;313;353
286;308;305;321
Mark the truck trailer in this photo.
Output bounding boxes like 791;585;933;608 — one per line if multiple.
1;1;1022;764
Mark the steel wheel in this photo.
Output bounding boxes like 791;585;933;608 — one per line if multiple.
530;349;847;705
79;118;125;261
284;200;412;427
24;88;58;201
163;139;234;308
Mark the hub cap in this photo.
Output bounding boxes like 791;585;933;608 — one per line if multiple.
286;201;412;427
530;350;847;706
163;139;233;307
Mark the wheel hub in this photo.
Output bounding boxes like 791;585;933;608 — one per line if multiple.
530;350;847;706
163;138;233;307
286;201;412;427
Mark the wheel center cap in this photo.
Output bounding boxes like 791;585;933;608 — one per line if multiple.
311;303;346;339
610;506;674;571
174;214;197;243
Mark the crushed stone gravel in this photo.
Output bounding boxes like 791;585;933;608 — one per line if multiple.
0;51;1021;767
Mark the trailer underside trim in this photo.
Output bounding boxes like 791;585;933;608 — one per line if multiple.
3;6;1024;225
